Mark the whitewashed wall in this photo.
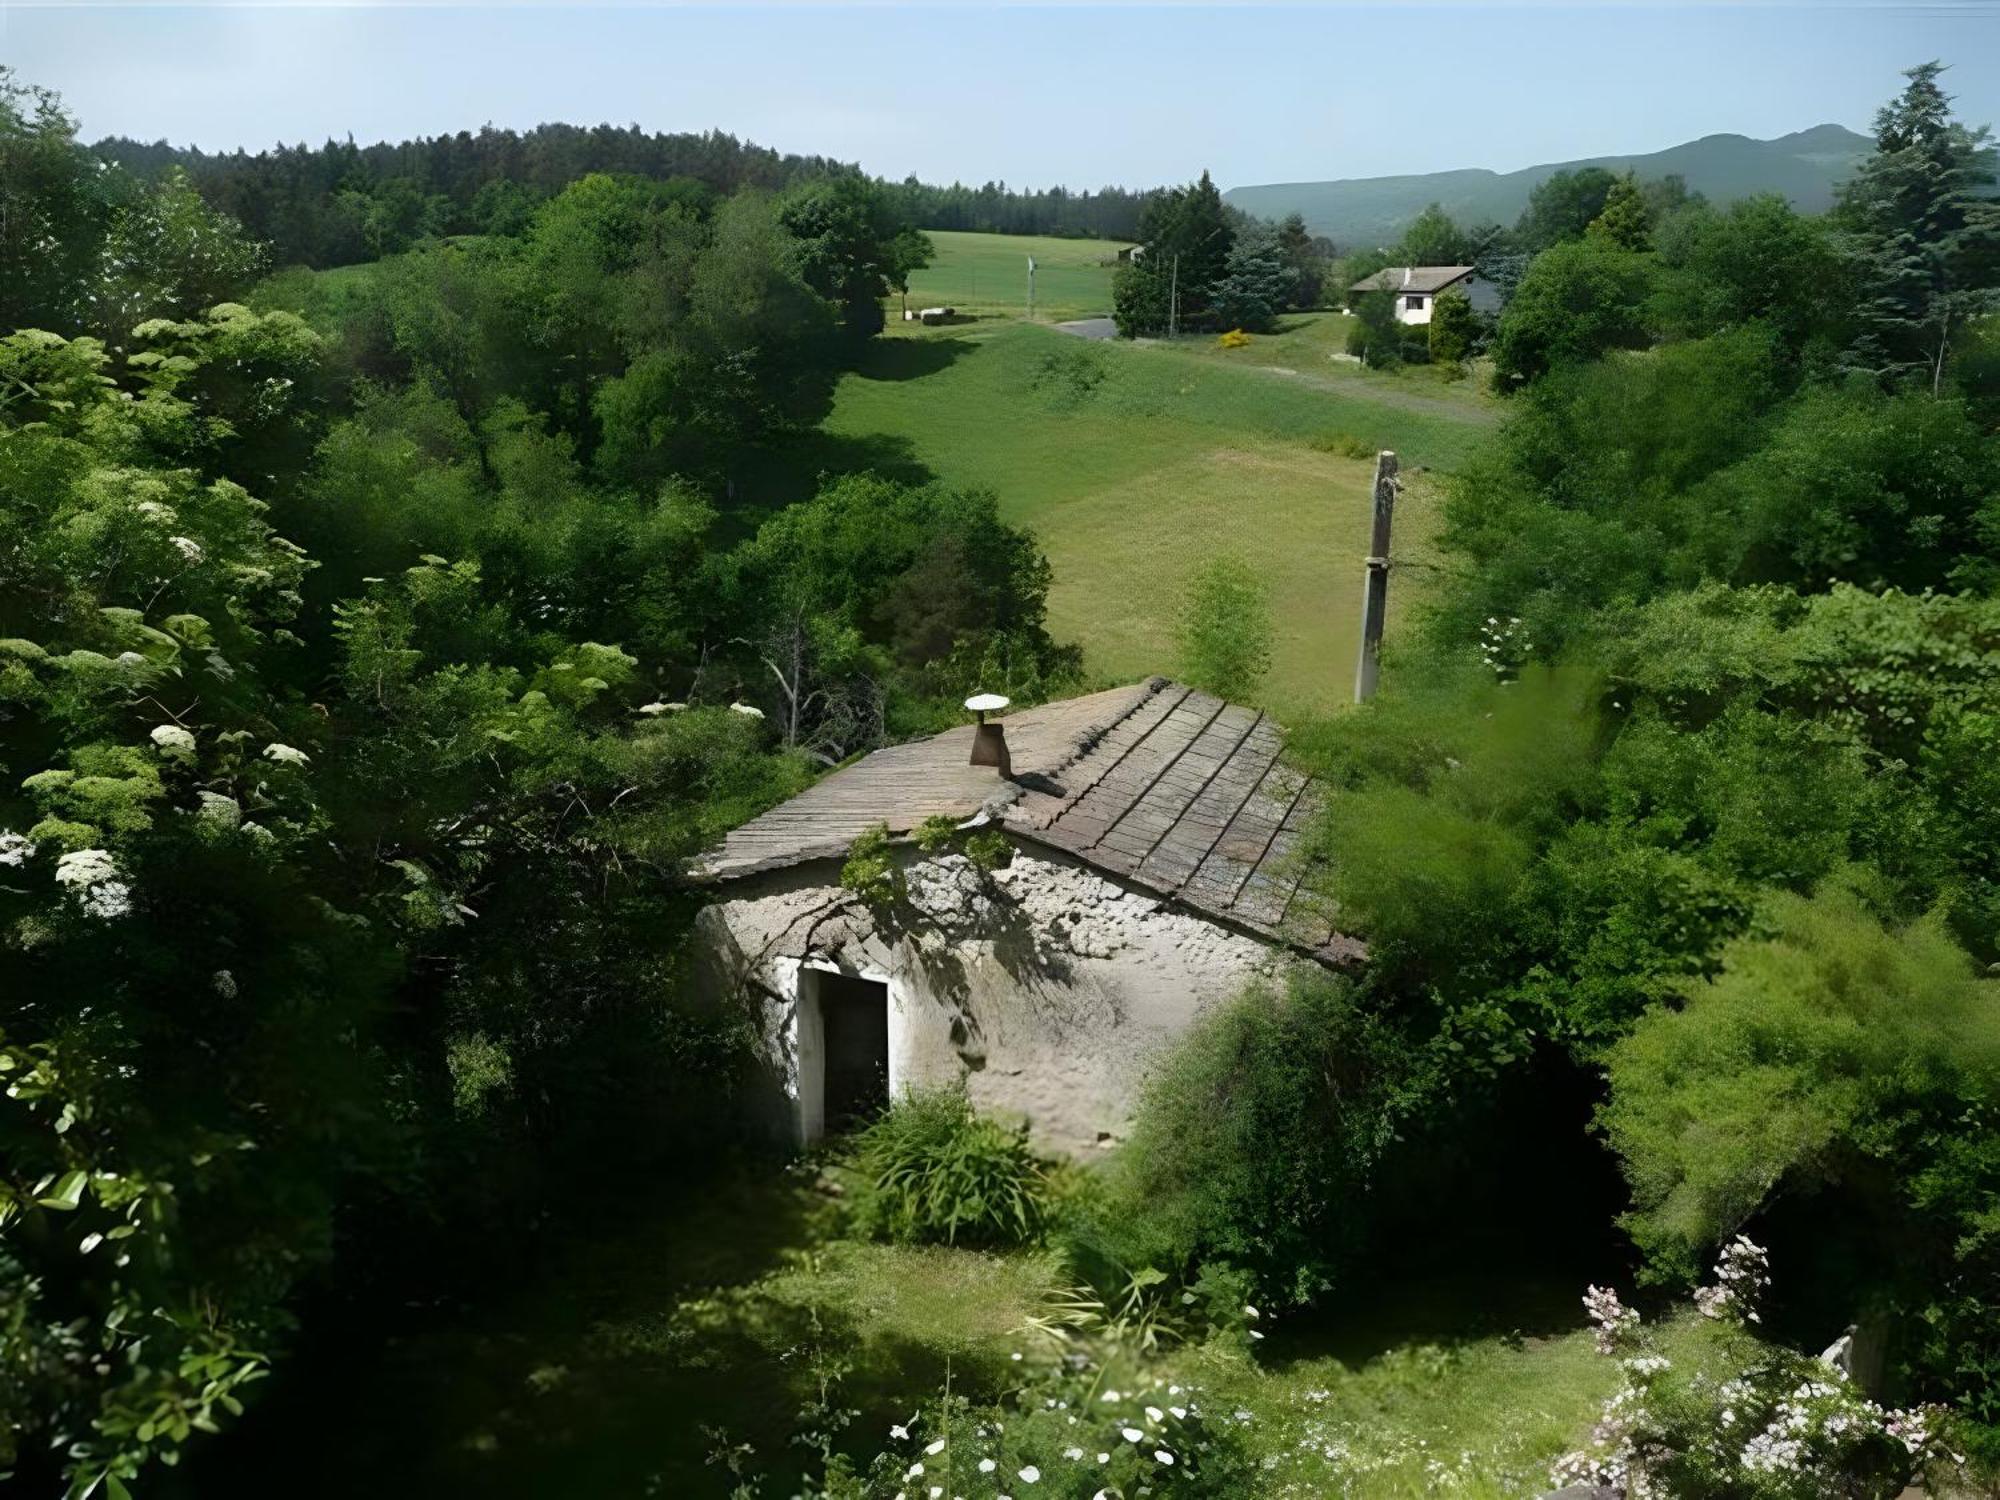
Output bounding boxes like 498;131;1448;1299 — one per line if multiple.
695;844;1297;1157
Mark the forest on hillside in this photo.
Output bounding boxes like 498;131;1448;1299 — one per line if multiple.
3;48;2000;1500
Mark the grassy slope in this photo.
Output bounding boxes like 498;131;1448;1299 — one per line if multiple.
827;321;1487;719
900;229;1129;324
186;1166;1722;1500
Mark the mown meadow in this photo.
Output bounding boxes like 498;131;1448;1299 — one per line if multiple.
828;321;1488;716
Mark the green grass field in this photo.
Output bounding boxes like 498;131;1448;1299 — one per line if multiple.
897;230;1129;325
827;322;1489;719
193;1165;1679;1500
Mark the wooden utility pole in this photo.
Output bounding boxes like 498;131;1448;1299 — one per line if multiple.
1168;253;1179;340
1353;450;1399;703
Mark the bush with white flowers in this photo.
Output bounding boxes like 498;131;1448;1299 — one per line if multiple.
813;1359;1257;1498
1550;1240;1953;1499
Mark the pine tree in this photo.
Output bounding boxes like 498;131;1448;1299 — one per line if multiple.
1836;61;2000;392
1586;173;1653;252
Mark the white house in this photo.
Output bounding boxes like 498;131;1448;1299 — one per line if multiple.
691;678;1361;1156
1347;265;1502;325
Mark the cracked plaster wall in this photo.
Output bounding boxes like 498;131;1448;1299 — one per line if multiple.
695;842;1294;1157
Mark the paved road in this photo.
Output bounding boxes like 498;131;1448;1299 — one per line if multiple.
1054;317;1119;340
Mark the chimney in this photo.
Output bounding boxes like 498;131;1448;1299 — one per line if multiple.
1401;266;1412;288
965;693;1012;777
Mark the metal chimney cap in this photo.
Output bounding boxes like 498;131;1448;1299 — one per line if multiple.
964;693;1011;714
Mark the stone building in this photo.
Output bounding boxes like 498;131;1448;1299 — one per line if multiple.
692;678;1360;1157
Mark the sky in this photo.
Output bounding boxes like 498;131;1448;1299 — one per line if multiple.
3;2;1997;189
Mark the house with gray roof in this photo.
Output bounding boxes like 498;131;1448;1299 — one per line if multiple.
1347;264;1501;324
693;678;1360;1156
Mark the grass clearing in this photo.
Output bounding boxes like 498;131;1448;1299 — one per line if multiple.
185;1161;1678;1500
895;229;1129;325
826;322;1476;719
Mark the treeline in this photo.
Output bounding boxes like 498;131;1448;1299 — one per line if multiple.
91;121;863;269
0;68;1077;1495
881;177;1158;241
1112;171;1337;336
1089;61;2000;1476
92;122;1168;270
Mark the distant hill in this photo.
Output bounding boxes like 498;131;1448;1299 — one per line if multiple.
1225;124;1873;248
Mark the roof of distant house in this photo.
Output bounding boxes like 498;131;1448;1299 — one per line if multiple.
695;677;1360;965
1349;265;1476;295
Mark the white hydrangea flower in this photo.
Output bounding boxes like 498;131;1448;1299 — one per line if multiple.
150;724;196;759
0;830;34;867
195;791;241;829
728;702;765;719
262;742;310;766
55;849;131;919
170;535;204;563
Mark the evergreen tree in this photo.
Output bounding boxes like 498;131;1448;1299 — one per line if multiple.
1211;223;1290;333
1835;60;2000;392
1586;172;1653;252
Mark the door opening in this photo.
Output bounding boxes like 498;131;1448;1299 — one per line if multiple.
817;971;889;1130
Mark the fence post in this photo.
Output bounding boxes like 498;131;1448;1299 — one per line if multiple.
1354;450;1399;704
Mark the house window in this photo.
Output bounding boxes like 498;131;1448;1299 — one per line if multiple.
1405;294;1426;311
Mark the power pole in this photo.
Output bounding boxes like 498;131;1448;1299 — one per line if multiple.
1354;450;1399;703
1168;253;1179;340
1026;254;1036;322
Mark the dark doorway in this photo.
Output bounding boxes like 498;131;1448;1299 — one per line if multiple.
818;972;889;1130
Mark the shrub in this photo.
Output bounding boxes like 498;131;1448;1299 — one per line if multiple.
1175;554;1273;701
1069;971;1426;1306
1216;327;1251;349
1554;1240;1949;1499
1309;431;1376;460
852;1089;1047;1247
815;1354;1257;1498
839;823;902;906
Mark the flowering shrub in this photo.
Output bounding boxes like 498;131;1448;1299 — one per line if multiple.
1551;1240;1951;1498
1217;328;1252;349
812;1358;1258;1498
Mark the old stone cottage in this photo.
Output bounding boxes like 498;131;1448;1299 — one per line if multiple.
693;678;1360;1156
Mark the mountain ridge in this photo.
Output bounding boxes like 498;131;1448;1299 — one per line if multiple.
1225;124;1873;248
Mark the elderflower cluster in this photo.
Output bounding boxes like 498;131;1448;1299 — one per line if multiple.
1477;615;1531;679
54;848;133;920
1694;1235;1769;1325
1583;1283;1640;1354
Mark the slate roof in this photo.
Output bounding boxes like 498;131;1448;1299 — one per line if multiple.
1349;265;1475;295
696;678;1361;966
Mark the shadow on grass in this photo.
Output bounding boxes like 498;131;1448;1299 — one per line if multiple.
855;334;978;382
720;428;937;540
175;1169;1025;1500
174;1172;833;1499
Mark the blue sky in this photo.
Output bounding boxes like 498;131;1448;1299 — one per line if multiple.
4;3;1996;188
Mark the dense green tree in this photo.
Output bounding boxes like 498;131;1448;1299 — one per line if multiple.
1210;222;1290;333
1175;554;1274;700
1274;210;1332;309
1116;171;1235;336
1835;61;2000;392
1515;166;1620;253
1586;172;1653;251
1428;290;1479;364
1490;237;1655;387
1397;201;1472;265
776;173;932;340
0;69;107;333
1653;193;1852;361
